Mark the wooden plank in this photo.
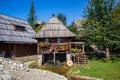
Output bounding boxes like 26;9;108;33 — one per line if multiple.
53;52;56;63
82;44;85;53
37;43;39;54
70;42;85;44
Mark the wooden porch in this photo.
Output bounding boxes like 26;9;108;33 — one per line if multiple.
37;42;88;64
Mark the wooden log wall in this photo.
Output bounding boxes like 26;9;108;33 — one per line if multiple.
1;43;37;57
15;44;37;57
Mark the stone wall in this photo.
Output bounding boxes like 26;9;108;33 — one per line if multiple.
0;57;28;71
15;55;38;62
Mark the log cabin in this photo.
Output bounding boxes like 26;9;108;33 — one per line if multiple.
35;15;77;63
0;14;37;58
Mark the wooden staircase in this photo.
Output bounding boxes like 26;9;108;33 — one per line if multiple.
74;54;88;65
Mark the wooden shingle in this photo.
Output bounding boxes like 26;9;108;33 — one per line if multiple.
35;16;76;38
0;14;37;43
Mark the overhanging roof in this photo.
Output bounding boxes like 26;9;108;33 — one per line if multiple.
0;14;37;43
35;16;76;38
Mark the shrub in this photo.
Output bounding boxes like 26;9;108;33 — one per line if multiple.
39;42;50;47
71;48;82;53
40;61;69;76
28;61;39;68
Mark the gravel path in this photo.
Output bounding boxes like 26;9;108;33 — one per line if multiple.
9;69;68;80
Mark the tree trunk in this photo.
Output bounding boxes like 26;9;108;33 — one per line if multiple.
105;47;110;58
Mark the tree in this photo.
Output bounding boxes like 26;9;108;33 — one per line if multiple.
114;1;120;20
27;0;37;29
68;22;79;35
82;0;120;58
57;13;67;25
34;22;45;32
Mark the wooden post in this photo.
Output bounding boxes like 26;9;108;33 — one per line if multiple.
105;48;110;58
74;54;75;64
82;44;85;53
37;43;39;54
68;42;71;54
53;52;56;63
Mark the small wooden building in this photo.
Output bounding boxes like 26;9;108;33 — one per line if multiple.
35;15;76;63
35;15;76;42
0;14;37;58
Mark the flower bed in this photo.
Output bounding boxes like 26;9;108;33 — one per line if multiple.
56;45;68;51
39;42;51;48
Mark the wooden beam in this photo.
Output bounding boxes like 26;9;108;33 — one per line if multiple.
82;44;85;53
68;42;71;54
37;43;39;54
70;42;85;44
53;52;56;63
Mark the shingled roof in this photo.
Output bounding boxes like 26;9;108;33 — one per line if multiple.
35;16;76;38
0;14;37;43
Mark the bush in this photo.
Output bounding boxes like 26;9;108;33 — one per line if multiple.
71;48;82;53
40;61;70;76
28;61;39;68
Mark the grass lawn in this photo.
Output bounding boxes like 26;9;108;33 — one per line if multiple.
69;58;120;80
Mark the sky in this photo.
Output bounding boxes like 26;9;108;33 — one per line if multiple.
0;0;88;25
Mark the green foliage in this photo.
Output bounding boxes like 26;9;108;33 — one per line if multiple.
27;0;37;29
71;48;82;53
114;1;120;20
68;22;82;41
56;45;68;50
57;13;67;25
69;58;120;80
40;61;69;76
38;42;50;47
28;61;39;68
82;0;120;50
68;22;79;35
34;22;45;32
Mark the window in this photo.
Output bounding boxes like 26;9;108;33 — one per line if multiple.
57;38;62;43
15;25;26;31
45;38;49;42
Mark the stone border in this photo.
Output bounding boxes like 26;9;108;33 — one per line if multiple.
0;57;28;71
15;55;38;62
73;75;103;80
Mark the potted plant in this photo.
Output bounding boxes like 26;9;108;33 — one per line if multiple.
39;42;50;48
71;48;82;53
56;45;68;51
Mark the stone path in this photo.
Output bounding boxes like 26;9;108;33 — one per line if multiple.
0;57;67;80
9;69;68;80
0;69;13;80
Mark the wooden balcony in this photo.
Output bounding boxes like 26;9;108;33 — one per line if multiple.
37;42;85;54
38;42;69;54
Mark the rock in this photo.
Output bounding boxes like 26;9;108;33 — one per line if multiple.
0;77;2;80
20;64;24;67
0;69;12;80
3;70;9;74
10;69;68;80
0;64;4;68
0;74;12;80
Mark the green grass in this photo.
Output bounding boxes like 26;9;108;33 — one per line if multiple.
69;58;120;80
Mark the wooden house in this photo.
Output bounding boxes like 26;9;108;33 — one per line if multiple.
35;15;77;63
0;14;37;58
35;16;76;42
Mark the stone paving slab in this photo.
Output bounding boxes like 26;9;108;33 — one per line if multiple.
9;69;68;80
